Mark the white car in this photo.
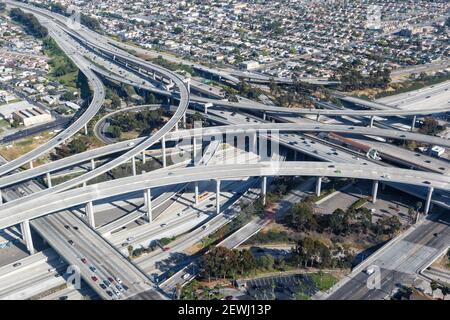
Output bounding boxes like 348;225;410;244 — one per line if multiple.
365;267;375;275
116;277;123;284
182;273;190;280
127;142;135;147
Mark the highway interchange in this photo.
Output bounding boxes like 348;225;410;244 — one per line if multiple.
0;0;449;300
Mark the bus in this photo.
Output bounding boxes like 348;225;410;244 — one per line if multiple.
198;191;209;202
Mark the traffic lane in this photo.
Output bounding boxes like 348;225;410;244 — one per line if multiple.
49;213;153;298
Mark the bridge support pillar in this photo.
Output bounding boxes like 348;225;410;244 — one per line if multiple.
411;115;417;132
29;161;33;169
316;114;321;122
162;136;166;168
372;180;379;203
0;189;2;205
131;156;136;176
261;177;267;206
216;179;221;215
85;201;95;228
315;177;322;197
174;121;178;131
424;186;434;215
142;150;146;164
262;112;266;121
369;116;374;128
194;182;199;204
84;124;88;136
204;104;208;115
46;172;52;188
144;188;152;223
183;112;187;128
21;219;35;255
91;158;96;170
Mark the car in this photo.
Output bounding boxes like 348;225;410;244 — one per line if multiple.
91;276;98;282
160;223;167;227
73;226;79;231
202;224;208;229
103;280;111;287
116;277;122;284
106;290;113;297
127;142;135;147
116;285;124;292
224;296;234;300
59;296;68;300
425;95;431;98
423;181;431;185
89;266;97;273
334;170;342;174
365;267;375;275
108;277;115;283
163;247;170;252
64;225;70;230
182;273;190;280
68;240;74;246
433;233;439;237
328;165;335;168
206;204;213;208
81;258;87;264
13;262;22;268
121;242;129;247
114;290;121;296
381;174;391;179
126;237;134;241
100;283;107;290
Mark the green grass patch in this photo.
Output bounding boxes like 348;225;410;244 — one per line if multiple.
309;272;338;291
350;198;368;210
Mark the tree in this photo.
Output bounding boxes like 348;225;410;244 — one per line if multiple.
61;91;75;101
111;93;121;108
127;245;133;258
441;286;450;299
288;202;317;232
430;280;439;296
238;249;256;275
416;201;423;213
256;254;274;270
173;26;183;34
419;118;440;136
109;125;122;139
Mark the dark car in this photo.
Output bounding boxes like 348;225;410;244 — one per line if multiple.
68;240;74;246
64;225;70;230
106;290;113;297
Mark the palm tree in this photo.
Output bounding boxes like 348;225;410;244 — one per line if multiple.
430;280;439;297
441;286;450;299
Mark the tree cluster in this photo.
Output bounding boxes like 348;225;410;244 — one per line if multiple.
285;201;401;238
418;117;441;136
336;63;391;91
55;136;91;158
200;247;257;280
109;109;164;138
43;37;77;77
10;8;48;38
